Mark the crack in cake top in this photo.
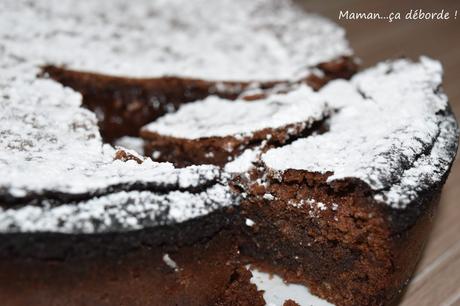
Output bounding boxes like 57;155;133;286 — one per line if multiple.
0;0;351;81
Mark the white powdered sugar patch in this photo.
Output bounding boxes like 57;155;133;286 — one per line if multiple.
114;137;145;156
0;0;350;81
263;193;275;201
375;115;458;207
245;218;255;227
142;85;329;139
262;57;459;209
163;254;179;271
225;147;262;173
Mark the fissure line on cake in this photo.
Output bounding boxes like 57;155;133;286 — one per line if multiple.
42;57;356;143
371;126;443;196
0;183;238;234
0;173;232;210
219;118;330;167
348;86;446;192
256;134;441;213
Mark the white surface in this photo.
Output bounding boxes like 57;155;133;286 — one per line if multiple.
114;137;145;156
0;184;233;234
0;0;350;81
249;267;334;306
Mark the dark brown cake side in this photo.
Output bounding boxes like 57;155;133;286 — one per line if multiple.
42;56;357;143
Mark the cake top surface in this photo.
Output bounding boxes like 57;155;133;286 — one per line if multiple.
0;54;235;233
0;0;351;81
142;85;329;139
262;57;459;208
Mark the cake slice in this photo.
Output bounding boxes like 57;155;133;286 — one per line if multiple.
140;85;329;167
239;58;459;305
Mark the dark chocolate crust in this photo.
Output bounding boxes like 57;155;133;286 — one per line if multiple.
42;56;357;143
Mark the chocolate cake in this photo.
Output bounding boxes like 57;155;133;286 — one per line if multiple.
0;1;458;306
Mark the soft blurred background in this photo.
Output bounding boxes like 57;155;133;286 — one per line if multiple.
300;0;459;305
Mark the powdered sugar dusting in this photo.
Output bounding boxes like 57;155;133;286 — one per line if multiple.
262;57;459;208
0;0;350;81
0;55;234;233
0;184;234;233
375;115;458;207
142;85;329;139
